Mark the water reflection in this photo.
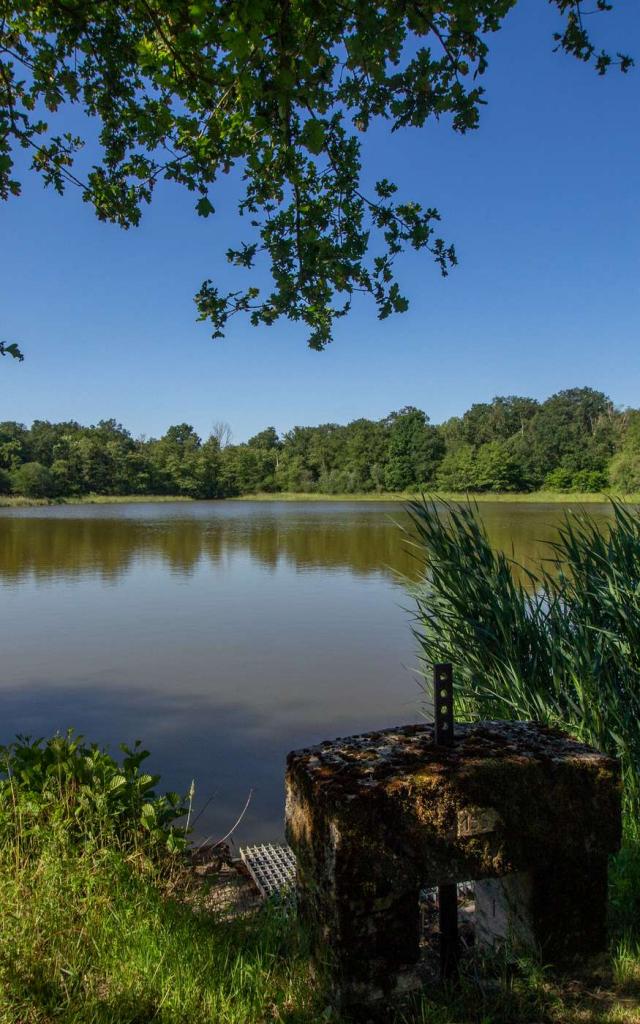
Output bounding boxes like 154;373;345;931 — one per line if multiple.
0;499;613;584
0;500;613;842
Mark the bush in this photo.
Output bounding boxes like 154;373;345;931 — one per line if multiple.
10;460;57;498
0;732;318;1024
0;732;188;856
435;445;477;491
543;466;574;491
609;450;640;493
571;468;608;492
543;466;607;492
0;467;11;494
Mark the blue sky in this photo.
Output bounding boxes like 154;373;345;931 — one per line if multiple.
1;0;638;443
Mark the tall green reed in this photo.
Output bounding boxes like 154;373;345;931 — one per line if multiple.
405;497;640;821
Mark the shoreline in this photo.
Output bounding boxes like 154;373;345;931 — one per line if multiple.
1;490;638;509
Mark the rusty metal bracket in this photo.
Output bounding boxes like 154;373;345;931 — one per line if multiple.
434;662;454;747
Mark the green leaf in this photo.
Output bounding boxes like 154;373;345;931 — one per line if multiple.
196;196;215;218
301;119;325;155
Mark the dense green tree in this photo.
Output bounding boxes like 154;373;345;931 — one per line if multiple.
0;467;11;494
276;427;320;491
0;421;29;470
194;437;223;498
342;418;389;492
435;444;477;491
247;427;280;452
220;443;275;495
609;411;640;488
474;441;524;492
610;452;640;494
384;407;444;491
4;391;640;500
11;461;56;498
27;420;81;466
458;396;539;446
518;387;616;487
1;3;631;355
145;424;222;497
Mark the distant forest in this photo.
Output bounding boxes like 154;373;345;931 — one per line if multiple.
2;388;640;499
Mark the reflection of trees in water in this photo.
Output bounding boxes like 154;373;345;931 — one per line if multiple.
0;505;613;585
0;515;413;582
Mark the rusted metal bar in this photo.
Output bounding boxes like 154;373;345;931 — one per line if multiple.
433;663;459;979
434;662;454;747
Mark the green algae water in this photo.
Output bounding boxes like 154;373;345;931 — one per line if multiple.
0;500;613;843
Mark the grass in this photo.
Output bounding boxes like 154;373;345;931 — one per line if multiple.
2;491;640;509
0;494;195;508
232;490;640;503
0;847;317;1024
0;735;638;1023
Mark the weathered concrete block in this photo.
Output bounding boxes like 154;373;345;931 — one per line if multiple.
285;721;621;1015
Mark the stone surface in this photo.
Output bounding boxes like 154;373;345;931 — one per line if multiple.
285;720;621;1015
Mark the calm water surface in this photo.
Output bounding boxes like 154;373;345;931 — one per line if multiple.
0;500;612;843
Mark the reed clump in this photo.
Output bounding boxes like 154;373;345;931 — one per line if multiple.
407;497;640;823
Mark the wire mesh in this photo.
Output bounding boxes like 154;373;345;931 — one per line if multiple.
239;843;297;900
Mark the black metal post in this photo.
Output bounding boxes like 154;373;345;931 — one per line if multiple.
433;663;459;979
434;662;454;746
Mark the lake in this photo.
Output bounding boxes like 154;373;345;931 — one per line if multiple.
0;499;612;846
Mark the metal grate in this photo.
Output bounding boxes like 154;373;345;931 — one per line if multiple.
240;843;296;900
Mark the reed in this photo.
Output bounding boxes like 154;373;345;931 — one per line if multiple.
406;497;640;821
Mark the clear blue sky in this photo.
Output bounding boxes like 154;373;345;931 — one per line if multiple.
2;0;638;443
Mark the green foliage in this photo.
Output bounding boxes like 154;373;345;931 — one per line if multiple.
544;466;609;492
435;444;477;491
407;498;640;819
0;732;188;857
384;407;444;492
10;461;56;498
0;340;23;361
514;387;617;487
571;468;609;492
610;451;640;493
5;388;640;500
609;411;640;493
543;466;576;491
0;731;319;1023
0;729;638;1021
0;4;632;350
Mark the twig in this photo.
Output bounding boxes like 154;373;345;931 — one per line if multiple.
197;788;254;850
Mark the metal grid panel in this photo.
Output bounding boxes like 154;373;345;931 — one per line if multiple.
240;843;296;900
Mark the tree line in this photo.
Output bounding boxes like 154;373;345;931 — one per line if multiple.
2;388;640;500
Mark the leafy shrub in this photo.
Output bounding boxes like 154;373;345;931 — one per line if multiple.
0;732;188;856
0;467;10;494
407;498;640;820
10;460;57;498
610;450;640;493
545;467;608;492
543;466;574;491
571;468;608;492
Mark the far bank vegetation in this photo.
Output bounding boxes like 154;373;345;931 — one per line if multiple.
2;388;639;501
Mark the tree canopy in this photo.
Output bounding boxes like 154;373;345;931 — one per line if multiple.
1;2;632;356
2;386;638;499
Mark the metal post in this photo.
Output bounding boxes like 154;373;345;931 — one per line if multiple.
434;662;454;747
433;663;459;979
